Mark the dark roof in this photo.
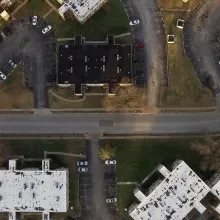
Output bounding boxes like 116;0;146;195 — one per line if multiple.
57;35;132;94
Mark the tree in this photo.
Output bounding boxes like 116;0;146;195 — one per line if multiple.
102;86;145;112
191;136;220;172
99;142;115;160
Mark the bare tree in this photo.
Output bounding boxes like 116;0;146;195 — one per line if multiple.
191;136;220;172
120;77;132;84
103;86;145;112
99;142;115;160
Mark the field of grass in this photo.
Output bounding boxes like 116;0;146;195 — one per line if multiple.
49;87;105;108
0;65;33;109
159;0;199;10
13;0;51;19
1;139;86;217
46;0;130;39
159;11;215;107
113;138;211;212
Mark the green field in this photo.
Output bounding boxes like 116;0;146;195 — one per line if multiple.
46;0;130;39
0;139;86;217
113;139;211;213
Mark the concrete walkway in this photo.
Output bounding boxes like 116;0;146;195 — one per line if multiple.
117;182;140;186
11;0;28;19
44;151;86;158
43;8;54;18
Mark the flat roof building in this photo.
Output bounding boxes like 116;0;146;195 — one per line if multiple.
58;35;132;95
128;160;210;220
0;159;69;220
57;0;107;23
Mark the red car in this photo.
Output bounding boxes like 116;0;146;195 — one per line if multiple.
135;43;144;48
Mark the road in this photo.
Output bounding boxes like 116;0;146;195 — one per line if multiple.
0;112;219;134
121;0;167;106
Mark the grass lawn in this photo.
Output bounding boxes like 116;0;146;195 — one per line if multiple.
159;11;215;107
13;0;51;19
1;139;86;217
0;65;33;109
159;0;199;10
113;138;212;212
46;0;130;40
49;87;105;108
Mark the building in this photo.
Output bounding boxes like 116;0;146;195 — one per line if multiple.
128;160;210;220
57;35;132;95
0;0;16;8
0;0;16;21
0;159;69;220
57;0;107;23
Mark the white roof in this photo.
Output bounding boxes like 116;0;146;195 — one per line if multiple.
0;160;68;217
129;161;210;220
58;0;106;21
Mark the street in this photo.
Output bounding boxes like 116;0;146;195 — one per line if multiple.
0;112;219;134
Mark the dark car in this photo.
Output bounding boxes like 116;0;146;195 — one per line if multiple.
3;27;12;37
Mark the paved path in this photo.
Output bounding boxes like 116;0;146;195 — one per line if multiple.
0;112;220;134
43;8;54;18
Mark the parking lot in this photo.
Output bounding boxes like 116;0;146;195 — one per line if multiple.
0;17;56;108
77;140;118;220
183;0;220;97
121;0;168;88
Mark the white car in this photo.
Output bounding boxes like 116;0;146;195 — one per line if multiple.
32;16;38;26
129;20;140;26
106;198;117;203
42;25;52;34
105;160;116;165
78;167;88;172
77;161;88;166
9;60;17;69
0;71;6;80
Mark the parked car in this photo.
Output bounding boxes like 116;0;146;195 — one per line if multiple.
42;25;52;34
78;167;88;172
0;71;6;80
32;16;38;26
105;160;116;165
9;60;17;69
106;198;117;203
0;35;3;43
0;31;7;39
129;20;140;26
3;27;12;37
77;161;88;166
136;43;144;48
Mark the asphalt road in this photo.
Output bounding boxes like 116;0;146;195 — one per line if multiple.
0;112;219;134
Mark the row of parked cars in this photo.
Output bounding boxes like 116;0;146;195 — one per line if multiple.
31;15;52;34
77;159;117;173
